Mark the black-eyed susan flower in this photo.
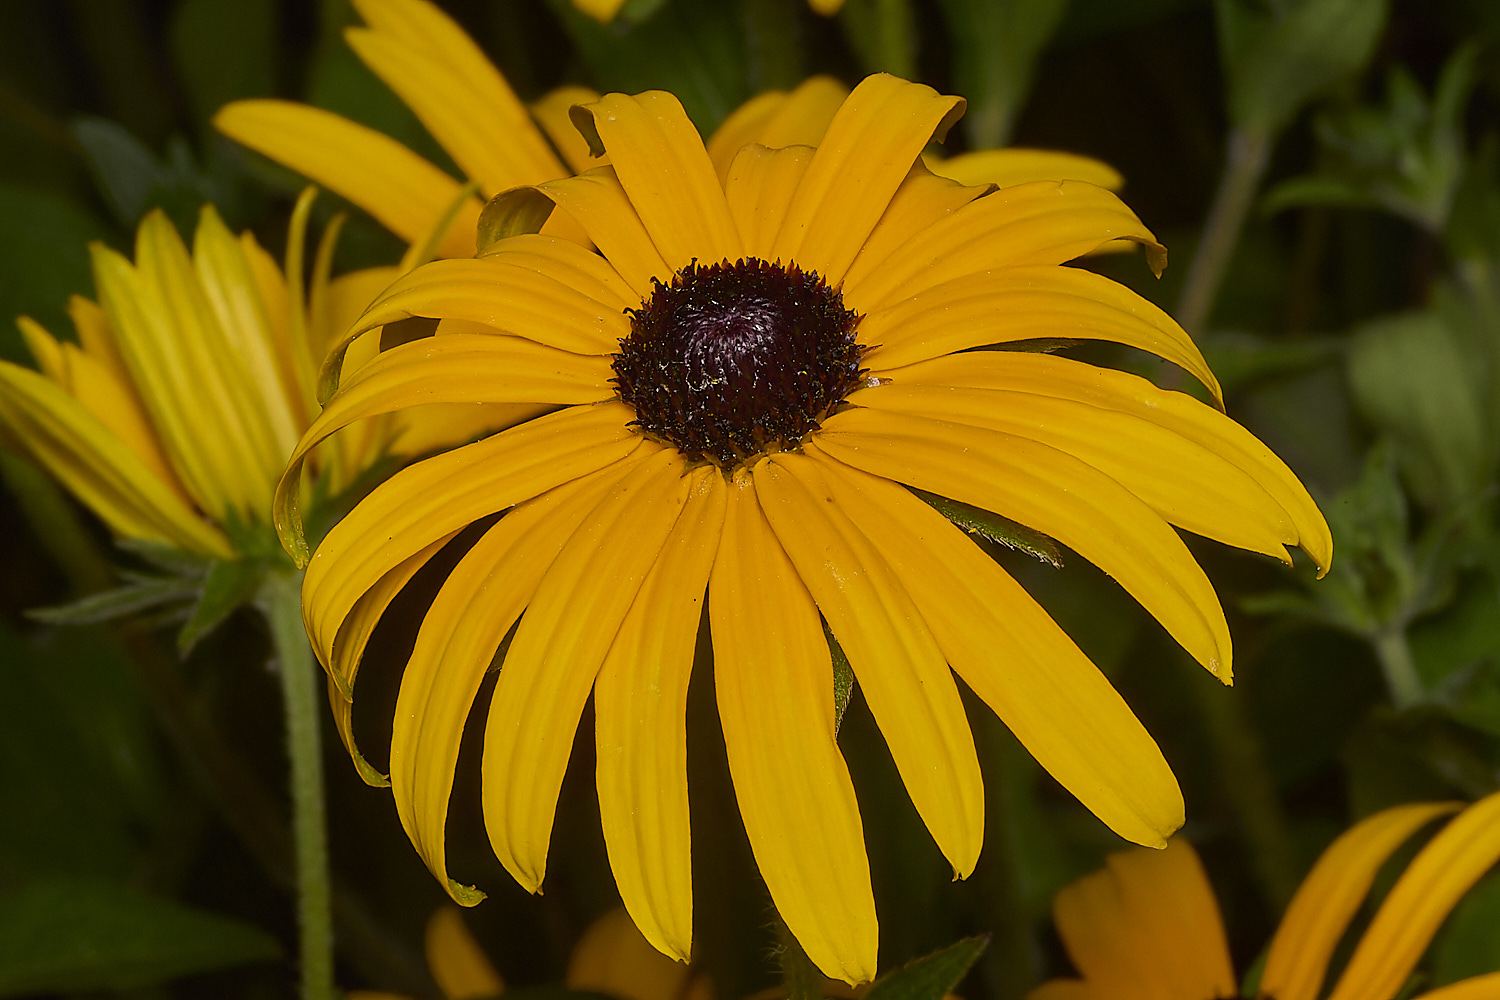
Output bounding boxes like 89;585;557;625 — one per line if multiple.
213;0;1124;255
276;73;1331;983
1034;791;1500;1000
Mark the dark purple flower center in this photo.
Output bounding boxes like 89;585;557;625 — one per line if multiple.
612;258;864;468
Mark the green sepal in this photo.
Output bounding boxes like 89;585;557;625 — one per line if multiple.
177;557;265;656
114;537;214;578
916;490;1063;567
862;936;989;1000
26;577;200;626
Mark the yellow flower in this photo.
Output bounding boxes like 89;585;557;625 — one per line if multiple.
276;71;1330;984
212;0;1122;255
572;0;845;21
1034;791;1500;1000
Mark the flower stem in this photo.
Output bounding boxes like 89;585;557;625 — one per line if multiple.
1372;625;1424;711
261;569;335;1000
1176;127;1273;335
775;911;824;1000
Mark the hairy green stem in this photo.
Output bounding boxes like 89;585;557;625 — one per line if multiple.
1372;625;1424;712
776;912;824;1000
1177;127;1273;335
262;570;335;1000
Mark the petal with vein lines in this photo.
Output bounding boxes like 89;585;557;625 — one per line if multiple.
706;76;848;181
391;462;635;903
817;407;1231;679
723;145;814;262
540;168;671;298
482;448;691;894
928;148;1123;190
805;446;1183;847
595;468;724;961
709;476;876;984
756;454;983;878
840;161;991;294
772;75;964;287
532;85;606;175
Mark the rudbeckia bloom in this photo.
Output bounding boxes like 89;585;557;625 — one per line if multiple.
213;0;1122;257
277;73;1331;983
1034;791;1500;1000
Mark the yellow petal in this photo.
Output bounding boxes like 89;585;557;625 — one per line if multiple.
839;159;992;295
809;0;844;12
296;402;638;658
391;462;632;904
483;449;690;893
859;264;1220;402
571;92;742;270
573;0;628;21
567;908;696;1000
67;295;129;383
539;167;672;298
595;468;725;961
772;74;964;287
889;352;1331;575
213;99;480;258
1261;801;1462;1000
192;206;300;462
817;407;1232;679
238;230;309;429
858;383;1298;563
755;454;984;878
804;446;1184;847
1327;790;1500;1000
0;359;232;557
532;85;606;175
842;181;1166;312
425;905;505;1000
329;235;633;396
386;402;548;459
347;0;566;196
18;315;65;382
1050;841;1235;1000
1414;972;1500;1000
723;144;815;261
928;148;1123;191
708;475;877;984
706;76;849;182
328;677;388;790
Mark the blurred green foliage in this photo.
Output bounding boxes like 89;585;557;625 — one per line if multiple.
3;0;1500;997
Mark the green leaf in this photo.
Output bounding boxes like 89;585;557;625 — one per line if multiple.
839;0;919;79
0;877;279;994
1215;0;1388;138
823;622;855;735
863;936;989;1000
27;577;200;626
916;489;1063;567
933;0;1069;147
1196;329;1341;394
177;557;265;656
0;183;107;364
170;0;276;130
70;117;165;226
549;0;750;135
1347;311;1490;510
1433;868;1500;986
115;537;215;578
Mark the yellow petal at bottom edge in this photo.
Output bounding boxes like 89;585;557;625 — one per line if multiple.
804;445;1183;847
595;468;726;961
708;477;877;984
482;448;690;894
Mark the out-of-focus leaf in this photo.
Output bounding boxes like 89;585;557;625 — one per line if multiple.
1410;576;1500;690
839;0;918;79
1197;329;1340;394
1263;45;1478;232
1347;311;1490;510
71;119;221;230
863;937;988;1000
934;0;1069;147
549;0;749;134
26;577;199;627
1447;137;1500;264
0;877;279;994
177;557;263;656
1433;868;1500;986
0;183;106;363
170;0;275;129
1215;0;1387;138
115;537;215;578
0;621;165;881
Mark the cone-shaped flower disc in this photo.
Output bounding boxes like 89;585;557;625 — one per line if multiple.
282;75;1332;983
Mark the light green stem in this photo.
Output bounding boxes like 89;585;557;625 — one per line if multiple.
1177;127;1273;335
1372;625;1424;711
261;570;335;1000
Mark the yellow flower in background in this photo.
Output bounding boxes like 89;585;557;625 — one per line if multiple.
1034;791;1500;1000
572;0;845;22
212;0;1124;255
348;905;710;1000
276;72;1330;983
